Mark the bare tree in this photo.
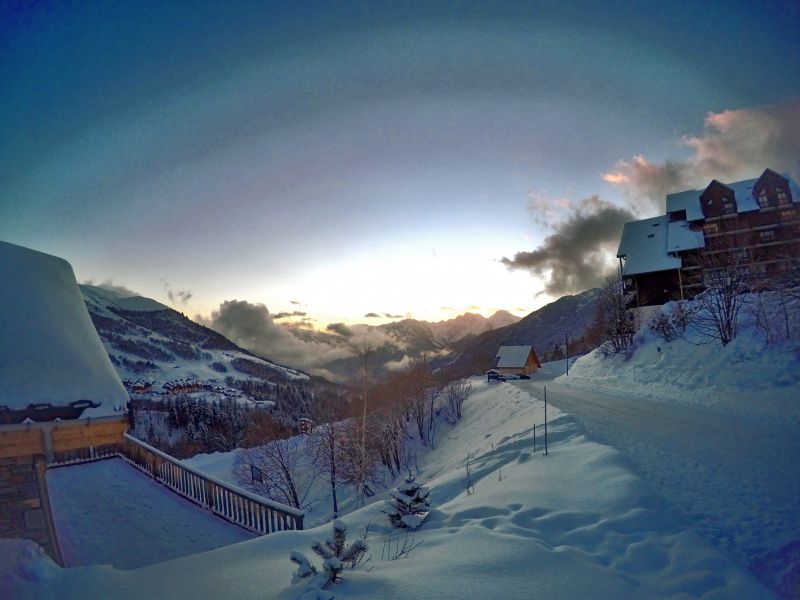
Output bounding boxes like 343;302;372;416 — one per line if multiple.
311;392;349;518
337;419;381;499
442;378;472;424
597;272;636;355
234;433;320;510
350;335;375;505
687;240;751;346
404;355;439;446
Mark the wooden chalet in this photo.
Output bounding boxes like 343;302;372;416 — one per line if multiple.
492;345;541;376
617;169;800;307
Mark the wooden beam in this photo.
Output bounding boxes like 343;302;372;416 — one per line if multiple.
0;430;45;458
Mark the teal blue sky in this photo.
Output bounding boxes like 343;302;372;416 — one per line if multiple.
2;1;799;324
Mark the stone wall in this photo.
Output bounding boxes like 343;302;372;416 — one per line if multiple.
0;454;59;561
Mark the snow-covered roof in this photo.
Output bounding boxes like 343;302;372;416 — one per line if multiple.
0;241;128;418
616;216;681;276
666;221;705;252
665;189;705;221
665;172;800;220
496;345;533;368
727;178;759;213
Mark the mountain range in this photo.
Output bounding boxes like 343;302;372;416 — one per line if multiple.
82;284;599;390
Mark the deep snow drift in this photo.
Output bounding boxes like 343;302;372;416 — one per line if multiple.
3;380;769;599
0;241;127;416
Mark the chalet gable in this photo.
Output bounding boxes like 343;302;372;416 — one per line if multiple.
753;169;791;209
699;179;736;218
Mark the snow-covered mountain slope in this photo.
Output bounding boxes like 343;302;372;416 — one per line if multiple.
3;379;769;599
80;285;310;403
0;241;127;418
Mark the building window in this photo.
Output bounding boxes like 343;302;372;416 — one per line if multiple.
759;229;776;243
733;248;748;262
780;209;795;221
777;191;789;206
758;193;770;208
722;201;736;215
703;223;719;235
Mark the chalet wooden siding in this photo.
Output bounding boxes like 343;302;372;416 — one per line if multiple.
617;168;800;307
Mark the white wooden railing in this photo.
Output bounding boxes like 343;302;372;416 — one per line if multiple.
120;433;304;534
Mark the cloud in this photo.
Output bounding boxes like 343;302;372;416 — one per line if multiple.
364;312;381;318
602;156;694;213
326;322;353;338
501;195;635;296
162;280;193;306
274;311;307;319
603;101;800;212
290;300;303;305
84;279;139;298
198;300;352;378
384;312;404;319
527;192;573;227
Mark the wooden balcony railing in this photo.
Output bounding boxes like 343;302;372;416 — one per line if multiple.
120;433;304;534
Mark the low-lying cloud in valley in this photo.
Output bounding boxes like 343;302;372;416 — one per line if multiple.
198;300;353;379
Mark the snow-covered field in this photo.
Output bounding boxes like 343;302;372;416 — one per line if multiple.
3;381;770;599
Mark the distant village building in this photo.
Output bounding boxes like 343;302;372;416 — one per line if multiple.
491;345;541;377
617;168;800;307
298;417;313;435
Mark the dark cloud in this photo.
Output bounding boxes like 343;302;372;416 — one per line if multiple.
604;101;800;213
501;195;635;296
326;322;353;338
364;312;381;318
273;311;307;319
84;279;139;298
198;300;351;379
290;300;303;305
383;312;404;319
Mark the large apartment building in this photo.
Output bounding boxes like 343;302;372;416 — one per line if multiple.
616;168;800;307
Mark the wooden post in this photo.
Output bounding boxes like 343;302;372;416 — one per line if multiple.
33;456;65;567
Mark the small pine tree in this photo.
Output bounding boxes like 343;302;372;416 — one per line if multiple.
384;475;431;529
290;520;369;596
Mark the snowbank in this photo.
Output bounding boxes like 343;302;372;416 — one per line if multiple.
559;297;800;424
0;241;128;417
3;379;768;599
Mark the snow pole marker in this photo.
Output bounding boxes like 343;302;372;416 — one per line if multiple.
544;386;548;456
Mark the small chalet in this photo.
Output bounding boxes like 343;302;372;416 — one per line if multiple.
492;345;541;377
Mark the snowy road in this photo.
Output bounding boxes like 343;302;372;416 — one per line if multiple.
514;372;800;597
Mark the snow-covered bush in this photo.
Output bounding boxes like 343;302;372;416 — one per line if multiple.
384;475;431;529
290;520;369;598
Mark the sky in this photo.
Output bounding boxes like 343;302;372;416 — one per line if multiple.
2;1;799;329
